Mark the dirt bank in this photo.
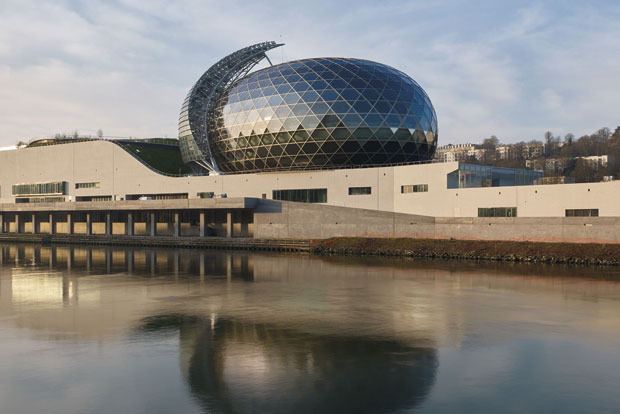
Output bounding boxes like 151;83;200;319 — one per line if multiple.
311;237;620;265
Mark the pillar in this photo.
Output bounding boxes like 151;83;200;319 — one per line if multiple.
67;248;74;272
126;213;134;236
0;213;3;234
49;247;57;269
86;213;92;236
86;249;92;272
67;213;73;235
173;252;180;276
150;212;157;237
199;212;206;237
226;253;232;281
15;214;21;234
126;250;134;273
49;213;55;235
150;251;156;275
226;211;233;238
106;249;112;274
174;212;180;237
105;212;112;236
33;213;39;234
199;253;205;280
33;246;41;265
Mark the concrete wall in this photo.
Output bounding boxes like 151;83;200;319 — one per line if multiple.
254;200;620;243
1;141;620;218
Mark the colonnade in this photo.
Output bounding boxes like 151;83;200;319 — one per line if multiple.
0;209;251;238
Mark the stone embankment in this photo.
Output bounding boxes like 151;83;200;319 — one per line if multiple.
311;237;620;266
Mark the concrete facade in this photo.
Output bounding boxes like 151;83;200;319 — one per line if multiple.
0;196;618;243
254;200;620;243
0;140;619;218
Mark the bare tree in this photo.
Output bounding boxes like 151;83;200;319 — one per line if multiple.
594;127;611;141
97;129;104;139
544;131;560;156
482;135;499;150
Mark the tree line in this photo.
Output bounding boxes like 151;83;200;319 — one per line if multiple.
467;126;620;183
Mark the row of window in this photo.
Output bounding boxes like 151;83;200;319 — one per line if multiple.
75;182;100;189
76;196;112;202
126;193;189;201
12;182;67;196
272;184;428;201
15;197;66;204
477;207;600;217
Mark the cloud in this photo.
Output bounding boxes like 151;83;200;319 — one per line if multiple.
0;0;619;145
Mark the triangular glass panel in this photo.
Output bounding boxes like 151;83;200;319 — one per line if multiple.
282;117;301;131
300;115;320;130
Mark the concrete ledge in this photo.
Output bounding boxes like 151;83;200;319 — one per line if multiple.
0;197;258;212
0;233;310;252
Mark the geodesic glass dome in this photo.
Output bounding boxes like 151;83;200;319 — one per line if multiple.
179;43;438;174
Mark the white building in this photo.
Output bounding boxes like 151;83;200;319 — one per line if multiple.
0;140;615;219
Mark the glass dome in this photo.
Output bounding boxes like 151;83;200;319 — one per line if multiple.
206;57;438;173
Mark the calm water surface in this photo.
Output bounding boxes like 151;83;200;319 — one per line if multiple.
1;244;620;413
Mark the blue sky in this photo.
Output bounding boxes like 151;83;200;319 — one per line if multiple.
0;0;619;146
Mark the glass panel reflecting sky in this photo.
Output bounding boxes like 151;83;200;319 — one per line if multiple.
207;58;438;173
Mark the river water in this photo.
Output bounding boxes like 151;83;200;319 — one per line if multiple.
1;244;620;413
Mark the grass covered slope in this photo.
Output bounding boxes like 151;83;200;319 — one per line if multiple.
311;237;620;265
117;142;192;175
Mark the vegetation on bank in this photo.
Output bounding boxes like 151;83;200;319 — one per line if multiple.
311;237;620;265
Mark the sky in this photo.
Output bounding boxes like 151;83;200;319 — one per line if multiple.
0;0;619;146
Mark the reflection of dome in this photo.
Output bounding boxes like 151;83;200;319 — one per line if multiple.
169;317;436;413
179;42;438;174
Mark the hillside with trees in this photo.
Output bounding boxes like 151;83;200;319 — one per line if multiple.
458;126;620;183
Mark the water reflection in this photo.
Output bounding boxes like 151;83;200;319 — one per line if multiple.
137;315;436;413
2;243;620;413
0;244;253;279
0;244;441;413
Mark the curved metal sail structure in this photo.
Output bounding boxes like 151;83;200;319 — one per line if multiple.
178;41;284;174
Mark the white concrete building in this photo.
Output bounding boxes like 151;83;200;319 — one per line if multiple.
0;140;615;219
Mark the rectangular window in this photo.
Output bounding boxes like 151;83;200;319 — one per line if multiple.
478;207;517;217
12;181;67;196
272;188;327;203
75;182;100;189
565;209;599;217
76;196;112;202
126;193;188;200
401;184;428;193
348;186;371;195
15;197;66;204
197;192;215;199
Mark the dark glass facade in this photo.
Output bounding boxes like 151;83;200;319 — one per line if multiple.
273;188;327;203
205;57;438;173
478;207;517;217
447;164;543;188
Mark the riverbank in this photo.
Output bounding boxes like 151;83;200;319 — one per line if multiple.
3;233;620;265
0;234;310;252
311;237;620;265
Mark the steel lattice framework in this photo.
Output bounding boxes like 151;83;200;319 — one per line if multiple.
178;41;283;173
